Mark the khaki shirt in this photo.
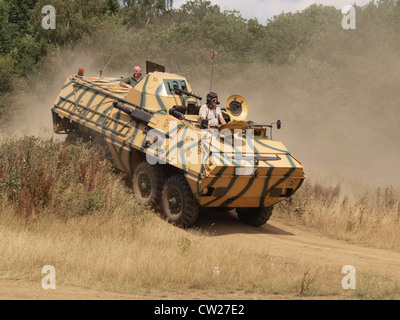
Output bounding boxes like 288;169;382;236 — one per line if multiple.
199;104;222;127
121;75;143;87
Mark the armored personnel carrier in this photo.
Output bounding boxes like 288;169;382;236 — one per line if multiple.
51;64;305;227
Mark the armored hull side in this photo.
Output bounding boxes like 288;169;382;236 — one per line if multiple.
52;71;306;227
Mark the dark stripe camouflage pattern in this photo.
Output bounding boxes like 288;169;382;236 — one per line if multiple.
52;72;306;208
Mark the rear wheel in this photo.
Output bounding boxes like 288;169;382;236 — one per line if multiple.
132;162;165;210
161;175;199;227
236;206;273;226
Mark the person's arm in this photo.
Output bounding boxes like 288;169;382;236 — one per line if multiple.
120;82;132;88
120;77;133;88
217;108;226;125
198;106;211;129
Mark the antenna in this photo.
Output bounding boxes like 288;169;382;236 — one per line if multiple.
210;50;216;91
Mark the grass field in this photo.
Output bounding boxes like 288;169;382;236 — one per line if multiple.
1;137;399;299
274;178;400;251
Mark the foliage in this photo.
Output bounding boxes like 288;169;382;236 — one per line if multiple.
275;180;400;250
121;0;173;26
2;0;400;122
0;55;14;94
0;137;138;220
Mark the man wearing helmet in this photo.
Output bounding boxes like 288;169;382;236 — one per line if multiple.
199;92;226;129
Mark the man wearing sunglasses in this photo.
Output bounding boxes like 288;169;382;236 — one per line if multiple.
199;92;227;129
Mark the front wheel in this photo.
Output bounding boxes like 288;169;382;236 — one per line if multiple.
236;206;273;226
161;175;199;227
132;162;165;210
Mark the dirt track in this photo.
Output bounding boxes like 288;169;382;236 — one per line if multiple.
2;210;400;300
196;210;400;278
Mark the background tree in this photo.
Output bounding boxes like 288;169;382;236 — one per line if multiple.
121;0;173;26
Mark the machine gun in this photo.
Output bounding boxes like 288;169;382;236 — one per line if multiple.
172;86;202;101
113;101;153;124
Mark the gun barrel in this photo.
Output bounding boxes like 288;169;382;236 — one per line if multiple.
113;101;153;124
173;87;202;100
113;101;134;115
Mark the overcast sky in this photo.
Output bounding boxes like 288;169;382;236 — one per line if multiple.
172;0;372;23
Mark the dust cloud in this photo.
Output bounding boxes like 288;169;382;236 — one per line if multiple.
271;57;399;188
3;47;135;140
205;44;400;188
4;35;400;188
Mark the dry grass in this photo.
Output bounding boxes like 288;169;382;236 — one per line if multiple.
1;137;400;299
1;205;399;299
0;207;344;298
0;136;139;221
275;179;400;251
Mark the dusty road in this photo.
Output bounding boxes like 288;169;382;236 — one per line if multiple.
196;210;400;278
1;210;400;300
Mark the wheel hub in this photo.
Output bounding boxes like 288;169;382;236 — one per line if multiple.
168;190;182;215
138;173;151;198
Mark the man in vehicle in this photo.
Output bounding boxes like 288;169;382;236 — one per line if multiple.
199;92;226;129
120;65;143;88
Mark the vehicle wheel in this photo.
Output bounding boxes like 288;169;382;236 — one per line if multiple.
161;175;199;227
236;206;273;226
132;162;165;210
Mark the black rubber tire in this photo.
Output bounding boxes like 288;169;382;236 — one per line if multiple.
236;206;273;226
132;162;165;210
161;175;200;227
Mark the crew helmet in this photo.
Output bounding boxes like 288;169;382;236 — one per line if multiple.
206;92;220;105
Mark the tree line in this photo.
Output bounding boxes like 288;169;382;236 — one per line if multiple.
1;0;400;124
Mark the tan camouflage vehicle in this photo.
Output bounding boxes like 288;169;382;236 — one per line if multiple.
51;64;306;227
